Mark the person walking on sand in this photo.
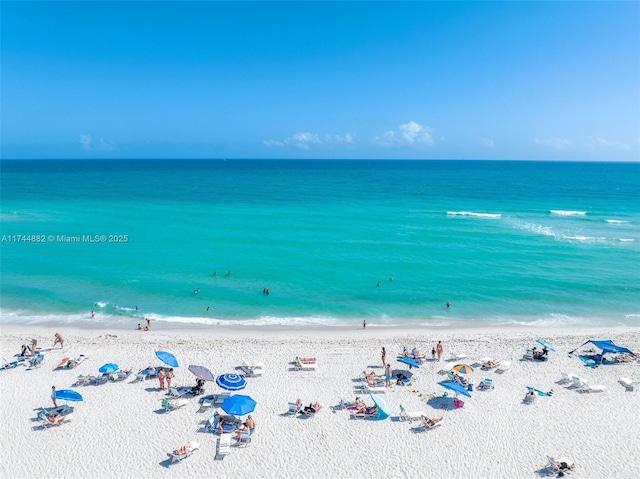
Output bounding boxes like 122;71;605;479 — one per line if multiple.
51;386;57;407
91;310;95;318
381;347;387;369
385;364;393;387
436;341;443;361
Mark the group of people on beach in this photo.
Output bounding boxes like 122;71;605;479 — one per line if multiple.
137;318;152;331
157;368;174;390
20;333;64;357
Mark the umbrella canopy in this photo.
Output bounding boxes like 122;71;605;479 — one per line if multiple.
397;356;420;368
188;365;216;382
221;394;256;416
369;393;390;420
536;339;556;352
393;369;414;379
438;381;472;398
98;363;119;374
216;373;247;391
452;364;474;374
155;351;179;368
53;389;83;402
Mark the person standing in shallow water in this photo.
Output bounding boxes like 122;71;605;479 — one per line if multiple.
362;320;367;329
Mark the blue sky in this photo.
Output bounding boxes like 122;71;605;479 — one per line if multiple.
2;1;639;161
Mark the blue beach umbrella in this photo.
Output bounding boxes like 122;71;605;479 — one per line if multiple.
369;393;390;420
155;351;179;368
216;373;247;391
397;356;420;369
53;389;83;402
438;381;472;398
221;394;256;416
536;339;556;352
189;365;216;382
98;363;119;374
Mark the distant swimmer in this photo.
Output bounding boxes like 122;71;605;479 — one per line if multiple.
446;301;450;308
377;281;381;287
213;271;217;276
389;277;393;282
194;288;200;294
226;271;231;276
135;305;139;310
206;306;210;313
91;310;95;318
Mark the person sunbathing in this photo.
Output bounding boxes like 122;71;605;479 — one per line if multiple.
173;443;191;455
354;397;367;413
295;356;316;363
365;405;378;415
239;415;255;432
303;402;320;414
555;460;575;471
421;415;443;427
484;359;500;368
364;371;384;387
47;413;65;424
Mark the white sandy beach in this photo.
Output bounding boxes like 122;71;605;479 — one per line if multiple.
1;323;639;479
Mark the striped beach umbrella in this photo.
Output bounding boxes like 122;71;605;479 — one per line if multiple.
452;364;474;374
216;373;247;391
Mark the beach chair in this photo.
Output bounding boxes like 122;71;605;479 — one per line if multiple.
238;364;264;377
398;404;424;422
162;398;188;412
168;386;192;398
114;368;133;381
167;441;200;463
619;377;639;391
418;416;444;430
216;434;232;459
579;380;606;393
293;358;318;371
286;401;304;416
545;456;575;476
523;349;534;361
481;358;501;370
471;357;492;367
477;378;494;391
234;429;253;447
299;403;322;417
569;375;584;388
495;361;511;373
448;353;468;362
1;357;27;370
242;357;264;370
29;354;45;368
199;393;230;411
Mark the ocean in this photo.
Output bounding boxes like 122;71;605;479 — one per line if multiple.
1;159;639;329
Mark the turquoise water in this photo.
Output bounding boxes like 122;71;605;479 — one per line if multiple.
1;160;639;328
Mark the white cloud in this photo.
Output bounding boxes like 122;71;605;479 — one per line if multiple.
534;137;572;149
374;121;434;147
263;131;354;149
78;134;116;152
480;137;494;148
79;134;92;151
588;137;629;150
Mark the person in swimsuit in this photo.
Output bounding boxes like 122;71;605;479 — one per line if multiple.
385;364;393;387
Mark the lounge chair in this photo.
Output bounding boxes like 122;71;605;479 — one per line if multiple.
471;357;493;368
198;393;230;412
293;358;317;371
545;456;575;476
162;398;188;412
286;401;304;416
29;354;45;368
477;378;494;391
216;434;232;459
113;368;133;381
234;429;253;447
36;405;74;428
481;358;501;370
448;353;468;361
242;357;264;369
1;357;27;370
569;375;584;388
398;404;424;422
133;366;158;382
619;377;639;391
168;386;193;398
418;416;444;430
167;441;200;463
299;403;322;417
238;364;264;377
523;349;534;361
495;361;511;373
579;380;606;393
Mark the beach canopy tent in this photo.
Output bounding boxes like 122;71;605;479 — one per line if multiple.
569;340;636;363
